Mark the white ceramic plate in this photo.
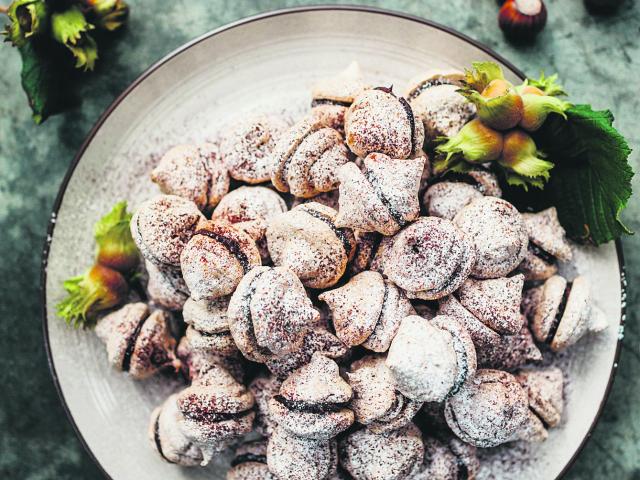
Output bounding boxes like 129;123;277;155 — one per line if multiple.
42;6;625;480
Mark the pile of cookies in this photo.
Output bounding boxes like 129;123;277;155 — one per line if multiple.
95;63;607;479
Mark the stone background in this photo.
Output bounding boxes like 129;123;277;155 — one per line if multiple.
0;0;638;478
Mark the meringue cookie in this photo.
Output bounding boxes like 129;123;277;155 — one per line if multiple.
271;118;351;198
319;271;414;352
386;315;477;402
345;87;425;159
95;302;179;380
267;426;339;480
265;327;350;379
310;61;369;133
176;332;245;383
423;181;483;221
130;194;205;269
454;197;529;279
405;70;476;142
249;374;282;437
519;207;573;281
347;355;423;433
227;266;321;362
149;394;203;466
517;366;564;429
444;369;529;448
411;436;479;480
212;186;288;261
266;202;356;289
151;143;229;210
339;424;425;480
219;115;289;184
227;440;276;480
180;220;261;301
145;260;189;311
530;275;607;351
269;353;354;440
335;153;425;235
382;217;476;300
176;365;255;465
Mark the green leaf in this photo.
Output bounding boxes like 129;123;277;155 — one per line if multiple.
527;104;634;244
18;40;68;123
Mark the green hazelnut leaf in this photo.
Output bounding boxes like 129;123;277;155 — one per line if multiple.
51;6;98;71
525;72;567;97
504;104;633;245
18;39;70;124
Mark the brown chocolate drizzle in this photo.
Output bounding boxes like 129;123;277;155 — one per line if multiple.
153;415;174;464
363;169;407;228
122;316;147;372
274;394;349;414
546;283;572;344
183;408;253;423
231;453;268;467
195;229;251;273
311;98;352;108
406;78;454;101
398;96;417;155
301;206;353;258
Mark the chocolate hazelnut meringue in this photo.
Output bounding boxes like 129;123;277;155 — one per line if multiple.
95;302;179;380
176;332;245;383
339;424;425;480
345;87;425;159
530;275;607;352
347;355;423;433
319;271;414;352
412;436;479;480
484;315;542;370
386;315;477;403
405;70;476;142
454;197;528;279
519;207;573;281
180;220;261;301
227;440;276;480
335;153;425;235
212;186;288;261
310;61;369;133
176;365;255;465
130;194;205;269
249;374;282;437
424;170;503;221
444;369;529;448
267;425;339;480
145;260;189;311
149;393;203;466
151;143;229;211
456;275;525;335
220;115;289;184
269;353;354;440
227;266;321;362
270;118;351;198
265;327;350;379
382;217;476;300
517;366;564;429
266;202;356;289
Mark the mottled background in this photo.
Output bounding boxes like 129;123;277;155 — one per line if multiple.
0;0;638;478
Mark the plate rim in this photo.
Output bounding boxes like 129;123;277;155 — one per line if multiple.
39;5;626;480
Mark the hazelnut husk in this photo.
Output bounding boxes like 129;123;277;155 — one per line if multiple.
499;0;548;42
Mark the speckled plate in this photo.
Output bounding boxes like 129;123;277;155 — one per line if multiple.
41;6;625;480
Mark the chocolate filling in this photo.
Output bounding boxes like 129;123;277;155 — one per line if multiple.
529;243;556;266
363;168;408;228
274;394;349;414
231;453;268;467
546;284;572;344
311;98;352;108
301;206;353;258
529;406;551;430
399;96;417;155
445;324;470;399
183;408;253;423
372;283;390;333
195;229;251;273
406;78;455;101
455;455;470;480
153;414;174;464
198;329;231;339
276;125;317;188
122;316;147;372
